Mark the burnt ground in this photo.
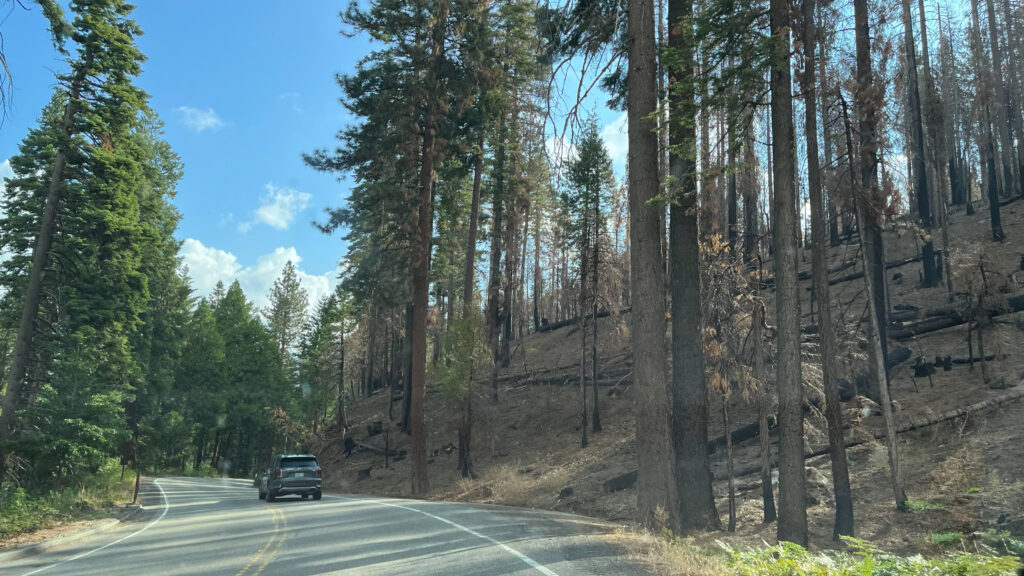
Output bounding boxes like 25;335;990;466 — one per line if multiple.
312;198;1024;557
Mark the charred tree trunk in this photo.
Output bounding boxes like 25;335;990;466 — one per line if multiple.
723;393;737;532
842;95;909;512
669;0;722;534
984;0;1021;198
742;117;760;264
753;299;777;523
770;0;807;545
900;0;938;288
854;0;889;398
803;0;854;537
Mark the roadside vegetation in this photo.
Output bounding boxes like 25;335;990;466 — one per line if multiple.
0;461;133;541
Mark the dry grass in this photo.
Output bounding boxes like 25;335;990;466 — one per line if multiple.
607;527;731;576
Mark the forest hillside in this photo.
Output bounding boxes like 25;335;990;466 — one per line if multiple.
316;198;1024;556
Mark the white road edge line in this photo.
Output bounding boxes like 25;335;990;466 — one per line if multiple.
327;495;558;576
19;479;170;576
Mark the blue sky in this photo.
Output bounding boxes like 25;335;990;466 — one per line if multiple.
0;1;624;308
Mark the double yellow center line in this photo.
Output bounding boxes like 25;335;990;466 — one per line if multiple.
236;504;287;576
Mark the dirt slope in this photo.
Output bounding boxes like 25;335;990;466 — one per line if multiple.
312;198;1024;556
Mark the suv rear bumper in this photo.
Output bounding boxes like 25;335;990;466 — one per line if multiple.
269;480;322;496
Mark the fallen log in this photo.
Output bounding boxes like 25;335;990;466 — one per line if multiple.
483;351;632;386
537;307;630;333
354;440;403;457
603;470;638;493
722;386;1024;481
890;293;1024;341
708;420;771;455
765;258;860;287
822;255;922;287
803;301;967;334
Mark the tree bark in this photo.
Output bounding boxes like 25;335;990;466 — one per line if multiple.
336;324;347;431
579;214;589;449
629;0;677;530
742;114;759;264
984;0;1021;198
841;95;909;512
668;0;721;534
803;0;854;537
591;198;601;433
900;0;938;287
723;393;736;532
488;113;507;400
410;2;447;496
770;0;807;545
854;0;889;400
458;141;484;478
753;299;777;523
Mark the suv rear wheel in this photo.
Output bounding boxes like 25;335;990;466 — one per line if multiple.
313;491;322;501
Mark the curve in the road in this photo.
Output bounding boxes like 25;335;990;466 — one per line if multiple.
325;496;556;576
1;477;648;576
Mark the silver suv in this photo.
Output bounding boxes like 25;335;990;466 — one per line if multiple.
258;454;322;501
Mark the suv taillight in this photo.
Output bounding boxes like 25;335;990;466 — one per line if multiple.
274;469;281;479
316;467;322;478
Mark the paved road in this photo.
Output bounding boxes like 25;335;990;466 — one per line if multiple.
0;477;649;576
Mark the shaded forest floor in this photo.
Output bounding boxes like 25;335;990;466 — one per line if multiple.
312;198;1024;558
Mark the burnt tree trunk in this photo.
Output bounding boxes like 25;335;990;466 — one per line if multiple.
669;0;721;534
803;0;854;537
770;0;808;544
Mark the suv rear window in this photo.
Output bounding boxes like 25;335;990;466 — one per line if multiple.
280;457;317;469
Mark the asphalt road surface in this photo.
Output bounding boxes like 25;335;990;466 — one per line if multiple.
0;477;650;576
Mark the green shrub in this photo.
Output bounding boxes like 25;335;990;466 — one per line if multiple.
0;460;134;541
0;485;64;539
977;530;1024;556
727;537;1021;576
930;532;964;545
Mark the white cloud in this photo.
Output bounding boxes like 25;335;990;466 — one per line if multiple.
0;159;11;264
180;238;339;310
177;106;224;133
0;158;12;196
180;238;241;296
241;183;312;231
600;112;628;176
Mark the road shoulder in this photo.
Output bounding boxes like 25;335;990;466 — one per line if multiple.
0;503;143;564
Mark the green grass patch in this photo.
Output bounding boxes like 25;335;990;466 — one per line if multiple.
905;499;947;513
930;531;964;545
726;537;1021;576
